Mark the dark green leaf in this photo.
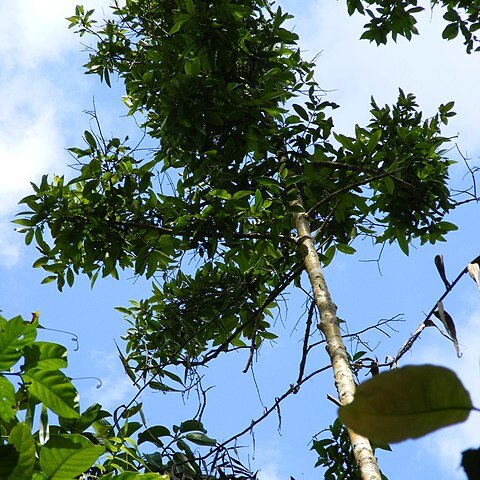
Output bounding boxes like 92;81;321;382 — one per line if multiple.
185;432;216;446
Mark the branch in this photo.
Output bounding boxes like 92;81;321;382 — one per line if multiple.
297;300;315;385
392;258;472;364
201;364;331;463
306;168;402;217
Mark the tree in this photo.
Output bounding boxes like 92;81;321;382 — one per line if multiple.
10;0;480;478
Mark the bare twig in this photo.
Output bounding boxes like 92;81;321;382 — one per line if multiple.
393;258;472;364
297;300;315;385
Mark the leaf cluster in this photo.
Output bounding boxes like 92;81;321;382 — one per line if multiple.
15;1;461;389
0;314;243;480
346;0;480;53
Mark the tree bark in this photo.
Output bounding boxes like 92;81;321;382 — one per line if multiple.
291;193;382;480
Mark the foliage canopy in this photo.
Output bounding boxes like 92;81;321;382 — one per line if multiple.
7;0;480;478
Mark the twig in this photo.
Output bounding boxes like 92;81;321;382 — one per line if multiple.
200;364;331;462
297;300;315;384
393;260;470;363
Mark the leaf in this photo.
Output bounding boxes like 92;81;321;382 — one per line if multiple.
179;419;206;433
442;22;459;40
0;315;37;370
0;445;18;479
292;104;309;121
433;302;461;357
40;434;105;480
336;243;356;255
339;365;472;443
105;473;169;479
115;341;136;383
462;448;480;480
83;130;97;149
185;432;217;446
138;425;171;446
467;262;480;290
23;342;68;370
7;423;36;480
434;254;450;289
0;375;16;421
22;368;80;419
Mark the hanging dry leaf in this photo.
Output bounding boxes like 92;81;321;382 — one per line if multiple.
433;301;461;358
434;254;450;289
467;263;480;290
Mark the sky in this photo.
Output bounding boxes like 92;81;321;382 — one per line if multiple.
0;1;480;480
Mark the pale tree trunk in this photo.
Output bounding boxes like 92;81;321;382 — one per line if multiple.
290;189;382;480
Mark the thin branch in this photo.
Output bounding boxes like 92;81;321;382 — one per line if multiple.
308;315;403;352
200;364;331;463
306;168;402;217
393;259;471;364
297;300;315;385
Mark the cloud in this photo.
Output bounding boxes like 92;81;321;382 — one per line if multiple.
289;2;480;156
0;2;114;265
82;350;137;411
0;1;113;67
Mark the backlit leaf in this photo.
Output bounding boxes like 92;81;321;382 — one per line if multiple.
23;368;80;419
339;365;472;443
7;423;36;480
0;315;37;370
467;262;480;290
40;434;105;480
0;375;16;421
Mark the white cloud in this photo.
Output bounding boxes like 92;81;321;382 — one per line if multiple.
288;2;480;156
82;350;137;410
0;2;113;265
0;1;112;67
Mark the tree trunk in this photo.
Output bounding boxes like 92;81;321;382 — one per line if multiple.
290;190;382;480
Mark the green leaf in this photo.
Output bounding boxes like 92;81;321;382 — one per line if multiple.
83;131;97;149
336;244;356;255
185;432;217;446
138;425;171;446
339;365;472;443
179;419;206;433
396;231;409;255
0;375;16;421
40;434;105;480
442;23;459;40
23;342;68;370
292;104;309;121
22;368;80;419
0;315;37;371
0;445;18;479
103;473;169;479
7;423;36;480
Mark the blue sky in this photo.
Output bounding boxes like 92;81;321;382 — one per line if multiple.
1;1;480;479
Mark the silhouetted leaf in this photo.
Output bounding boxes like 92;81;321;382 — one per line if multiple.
462;448;480;480
434;254;450;289
433;302;461;357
